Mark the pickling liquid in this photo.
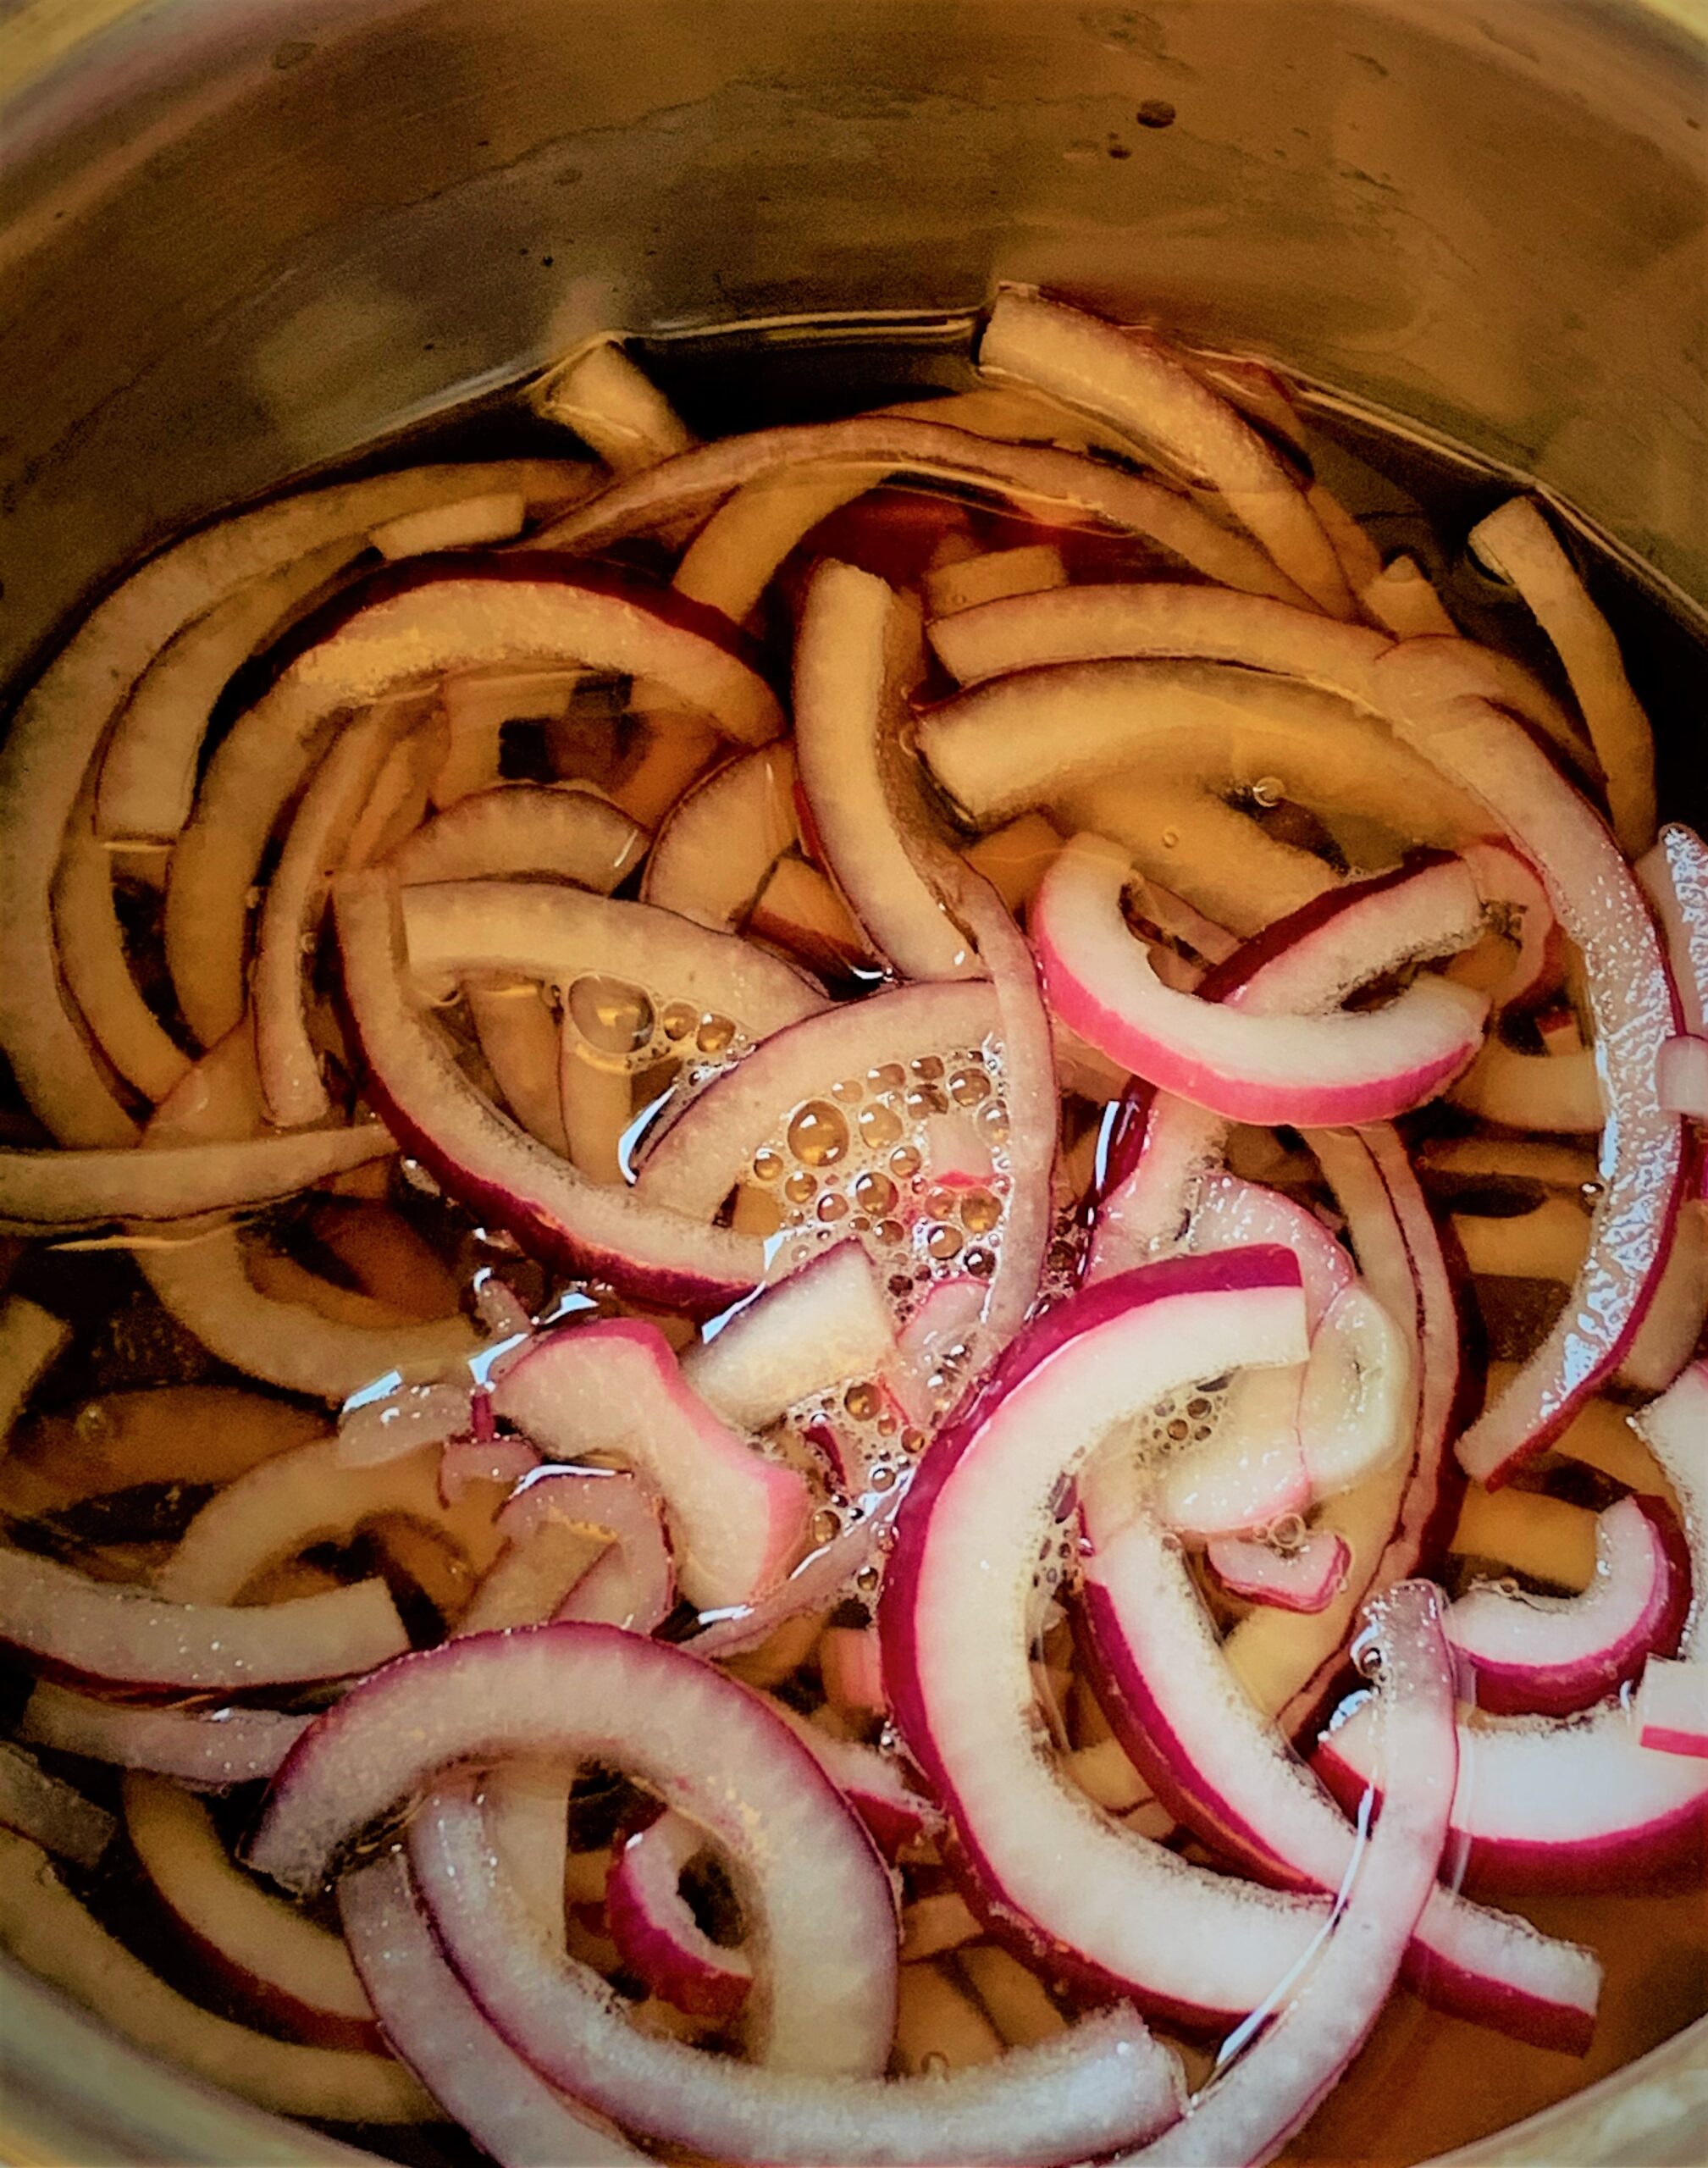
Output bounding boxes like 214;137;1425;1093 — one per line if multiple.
1;307;1705;2168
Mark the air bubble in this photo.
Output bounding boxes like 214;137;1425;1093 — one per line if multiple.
870;1463;896;1490
876;1217;907;1246
867;1063;906;1092
74;1402;113;1445
752;1148;785;1183
832;1076;864;1103
948;1066;990;1107
1186;1396;1211;1419
845;1381;882;1421
818;1192;849;1223
855;1563;882;1596
1167;1418;1190;1442
1159;828;1179;849
889;1144;923;1181
858;1103;904;1150
788;1100;850;1167
1269;1513;1306;1552
696;1013;737;1056
888;1274;915;1297
901;1427;926;1454
928;1225;965;1261
1251;775;1284;808
783;1170;817;1205
965;1247;994;1276
910;1055;945;1081
977;1102;1009;1143
905;1084;948;1118
569;975;654;1057
924;1188;957;1221
959;1188;1001;1234
661;1001;698;1041
811;1507;843;1545
854;1171;897;1214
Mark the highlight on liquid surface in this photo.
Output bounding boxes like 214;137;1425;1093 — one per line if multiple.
0;290;1703;2168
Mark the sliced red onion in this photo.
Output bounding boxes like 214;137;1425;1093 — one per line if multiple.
335;868;766;1308
1033;833;1485;1125
401;877;826;1038
340;1847;649;2164
492;1318;811;1609
0;1120;393;1232
0;1533;406;1695
463;981;570;1153
1456;837;1562;1008
536;413;1302;604
887;1275;988;1430
882;1250;1338;2025
0;1295;68;1437
1658;1033;1708;1120
1361;554;1457;639
1296;1285;1413;1496
402;1753;1184;2164
1315;1686;1708;1891
439;1433;540;1504
644;745;799;930
252;705;409;1125
1632;1361;1708;1618
683;1498;897;1664
0;1740;113;1867
819;1623;887;1713
534;339;697;474
501;1464;676;1634
1099;1172;1351;1330
1469;496;1655;854
168;568;782;1050
0;1825;429;2121
1450;1037;1604;1132
19;1683;312;1785
123;1771;375;2046
1073;1495;1600;2049
924;540;1070;618
1638;822;1708;1033
392;782;646;890
606;1811;754;2019
757;1690;941;1860
683;1240;896;1431
456;1522;605;1637
1150;1368;1310;1540
1633;1657;1708;1759
793;561;978;978
977;292;1352;616
634;981;999;1219
1116;1582;1456;2168
1208;1531;1351;1614
1225;1126;1467;1739
370;489;527;557
1445;1496;1685;1716
51;798;191;1102
159;1435;505;1605
1368;688;1686;1485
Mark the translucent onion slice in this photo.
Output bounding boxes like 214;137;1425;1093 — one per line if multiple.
335;868;767;1309
976;291;1353;617
1637;821;1708;1033
534;415;1303;603
469;982;572;1153
1469;496;1655;854
0;1827;431;2122
340;1847;649;2165
400;878;826;1039
392;783;646;890
1118;1584;1456;2168
683;1240;897;1432
1633;1657;1708;1760
19;1684;312;1786
533;340;697;474
605;1811;754;2020
0;1740;113;1866
51;795;191;1102
0;1296;68;1438
1207;1530;1352;1614
643;744;799;930
1361;555;1457;640
1368;689;1685;1485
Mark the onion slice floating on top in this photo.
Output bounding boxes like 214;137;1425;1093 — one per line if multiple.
1114;1582;1456;2168
683;1241;897;1432
19;1684;312;1787
642;745;799;931
1032;833;1487;1126
605;1811;754;2020
391;783;646;890
334;868;767;1309
882;1250;1336;2027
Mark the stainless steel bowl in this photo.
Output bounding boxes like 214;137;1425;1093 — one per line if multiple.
1;2;1704;2160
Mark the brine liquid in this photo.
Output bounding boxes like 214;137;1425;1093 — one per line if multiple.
2;308;1705;2168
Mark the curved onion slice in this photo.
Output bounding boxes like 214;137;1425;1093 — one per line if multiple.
340;1848;649;2165
793;561;976;977
605;1811;754;2019
1115;1583;1456;2168
335;869;766;1308
1634;1658;1708;1759
1075;1495;1600;2049
487;1464;676;1634
977;291;1352;617
1362;554;1456;639
167;568;783;1049
1445;1496;1685;1716
123;1772;374;2045
491;1319;810;1609
1225;1125;1466;1739
0;1296;68;1440
0;1740;113;1866
0;1535;406;1694
1208;1531;1351;1614
534;339;697;473
1034;834;1485;1125
254;705;408;1125
683;1242;897;1431
51;798;191;1102
0;1120;393;1232
882;1250;1338;2025
392;783;645;889
1450;1037;1604;1133
1469;497;1655;854
757;1689;940;1861
401;878;826;1038
634;982;999;1219
157;1436;505;1605
643;744;799;929
1371;691;1686;1485
395;1754;1185;2164
0;1827;430;2121
370;490;527;557
1638;822;1708;1033
468;982;572;1153
0;464;587;1146
19;1683;311;1785
1150;1368;1309;1540
535;414;1301;603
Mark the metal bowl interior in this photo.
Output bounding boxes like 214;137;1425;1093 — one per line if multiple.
0;1;1704;2162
